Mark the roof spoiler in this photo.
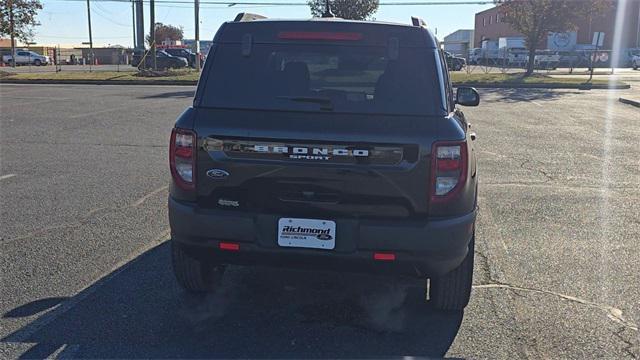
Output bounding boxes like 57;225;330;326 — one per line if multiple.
411;16;427;27
234;12;267;22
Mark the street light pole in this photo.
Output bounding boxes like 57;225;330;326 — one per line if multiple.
194;0;200;71
150;0;156;70
132;0;136;48
86;0;94;71
8;0;16;68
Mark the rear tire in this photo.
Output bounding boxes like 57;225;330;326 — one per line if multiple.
171;240;224;293
430;233;474;310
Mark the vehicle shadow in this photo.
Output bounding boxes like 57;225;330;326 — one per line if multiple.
480;88;582;103
140;90;195;99
2;243;464;359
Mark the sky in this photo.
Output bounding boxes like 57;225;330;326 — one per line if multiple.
33;0;494;47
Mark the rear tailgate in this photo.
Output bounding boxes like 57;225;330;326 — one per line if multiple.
194;108;462;219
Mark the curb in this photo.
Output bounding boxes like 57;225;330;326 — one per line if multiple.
0;78;630;90
618;97;640;108
454;82;630;90
0;78;196;86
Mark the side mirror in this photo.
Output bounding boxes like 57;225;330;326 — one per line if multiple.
456;87;480;107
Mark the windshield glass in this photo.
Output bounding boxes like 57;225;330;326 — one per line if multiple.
200;44;444;115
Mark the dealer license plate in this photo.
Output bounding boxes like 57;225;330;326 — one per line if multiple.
277;218;336;250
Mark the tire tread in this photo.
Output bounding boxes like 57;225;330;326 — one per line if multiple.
430;235;475;310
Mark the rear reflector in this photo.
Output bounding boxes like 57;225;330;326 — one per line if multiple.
278;31;363;41
219;242;240;251
373;252;396;261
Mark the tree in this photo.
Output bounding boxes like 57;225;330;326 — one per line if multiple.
0;0;43;67
146;22;184;46
308;0;378;20
497;0;613;76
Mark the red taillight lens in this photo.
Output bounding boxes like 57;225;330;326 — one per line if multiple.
170;128;196;191
219;242;240;251
373;252;396;261
277;31;363;41
430;141;468;202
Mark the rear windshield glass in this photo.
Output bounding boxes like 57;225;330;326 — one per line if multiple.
200;44;444;115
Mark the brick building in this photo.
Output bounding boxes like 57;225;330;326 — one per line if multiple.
474;0;640;51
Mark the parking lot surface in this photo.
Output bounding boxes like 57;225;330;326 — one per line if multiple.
0;84;638;358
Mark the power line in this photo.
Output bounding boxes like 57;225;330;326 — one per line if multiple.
92;3;132;27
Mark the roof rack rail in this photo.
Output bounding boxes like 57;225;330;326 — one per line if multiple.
411;16;427;27
234;12;267;22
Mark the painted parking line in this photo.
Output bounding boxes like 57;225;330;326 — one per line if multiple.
0;174;17;181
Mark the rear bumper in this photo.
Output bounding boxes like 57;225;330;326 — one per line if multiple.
169;197;476;277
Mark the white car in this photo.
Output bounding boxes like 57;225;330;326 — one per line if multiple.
2;50;50;66
632;55;640;70
533;51;561;70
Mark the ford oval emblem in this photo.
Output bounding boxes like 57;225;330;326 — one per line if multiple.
316;233;333;241
206;169;230;179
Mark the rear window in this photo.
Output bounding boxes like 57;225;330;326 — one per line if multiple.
200;44;444;116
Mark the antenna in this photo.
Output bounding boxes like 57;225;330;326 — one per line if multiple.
322;0;335;18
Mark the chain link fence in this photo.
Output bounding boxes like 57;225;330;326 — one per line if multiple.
1;45;205;74
1;46;139;73
3;45;637;78
451;48;639;76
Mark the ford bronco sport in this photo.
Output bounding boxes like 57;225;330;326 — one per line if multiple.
169;14;480;310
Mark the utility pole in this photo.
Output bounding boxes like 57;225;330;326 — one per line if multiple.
150;0;156;70
8;0;16;68
194;0;200;71
132;0;136;48
135;0;144;50
86;0;94;71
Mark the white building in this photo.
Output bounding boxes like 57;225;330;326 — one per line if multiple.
443;29;475;57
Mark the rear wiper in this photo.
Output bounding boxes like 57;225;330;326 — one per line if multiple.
276;96;334;111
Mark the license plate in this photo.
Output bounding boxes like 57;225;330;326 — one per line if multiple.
278;218;336;250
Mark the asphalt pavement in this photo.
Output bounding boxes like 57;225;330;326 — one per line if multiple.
0;84;638;358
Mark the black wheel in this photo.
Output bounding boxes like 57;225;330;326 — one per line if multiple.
171;240;225;293
634;64;638;70
430;233;474;310
34;59;42;66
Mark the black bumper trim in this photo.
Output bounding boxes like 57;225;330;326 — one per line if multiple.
169;197;476;276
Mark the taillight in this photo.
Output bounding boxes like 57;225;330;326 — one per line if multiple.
430;141;468;203
170;128;196;191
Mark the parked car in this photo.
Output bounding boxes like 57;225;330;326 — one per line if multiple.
632;54;640;70
2;50;50;66
163;48;198;68
132;49;188;69
468;48;481;65
506;47;528;67
168;15;480;310
533;50;560;70
444;51;466;71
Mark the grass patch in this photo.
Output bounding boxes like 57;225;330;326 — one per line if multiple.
3;70;200;82
449;72;611;85
3;69;625;87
